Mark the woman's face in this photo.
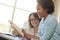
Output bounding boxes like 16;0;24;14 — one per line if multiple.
30;14;39;27
37;4;47;17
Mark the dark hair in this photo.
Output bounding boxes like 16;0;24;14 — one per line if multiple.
28;12;41;28
37;0;54;14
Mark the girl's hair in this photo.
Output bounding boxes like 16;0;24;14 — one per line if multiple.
28;12;41;29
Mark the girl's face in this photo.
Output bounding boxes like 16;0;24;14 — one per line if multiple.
30;14;39;27
37;4;47;18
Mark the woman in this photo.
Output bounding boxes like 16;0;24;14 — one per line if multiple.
10;12;41;40
36;0;60;40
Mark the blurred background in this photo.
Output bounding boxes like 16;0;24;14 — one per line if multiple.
0;0;60;33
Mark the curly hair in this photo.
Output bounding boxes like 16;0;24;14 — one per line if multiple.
37;0;54;14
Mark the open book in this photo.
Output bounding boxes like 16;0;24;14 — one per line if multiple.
9;21;24;37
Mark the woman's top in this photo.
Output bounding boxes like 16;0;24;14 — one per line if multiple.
37;14;58;40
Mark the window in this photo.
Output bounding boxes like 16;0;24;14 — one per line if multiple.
0;0;37;33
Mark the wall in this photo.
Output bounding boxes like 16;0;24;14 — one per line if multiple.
53;0;60;24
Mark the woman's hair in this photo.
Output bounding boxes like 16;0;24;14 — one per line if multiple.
37;0;54;14
28;12;41;29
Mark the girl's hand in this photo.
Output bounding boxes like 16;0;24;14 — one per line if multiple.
12;29;19;36
22;28;26;34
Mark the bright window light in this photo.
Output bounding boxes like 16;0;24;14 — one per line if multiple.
13;9;31;28
0;4;13;32
16;0;37;12
0;0;37;32
0;5;13;25
0;0;15;6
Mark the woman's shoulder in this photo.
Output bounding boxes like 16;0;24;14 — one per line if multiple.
45;14;57;23
42;14;58;27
